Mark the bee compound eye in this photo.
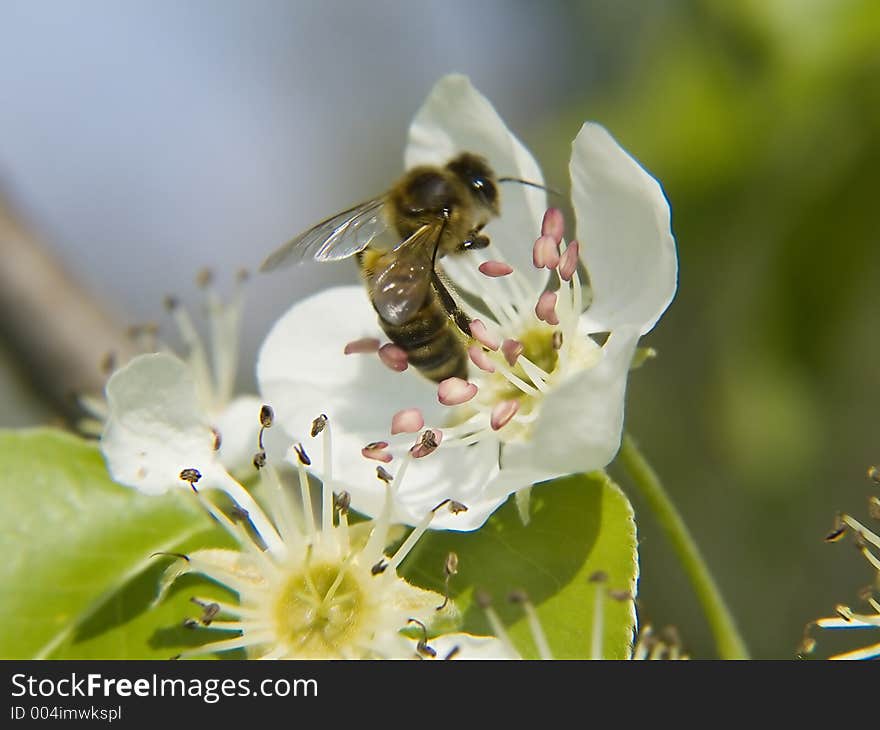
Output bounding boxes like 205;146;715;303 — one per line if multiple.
472;177;497;208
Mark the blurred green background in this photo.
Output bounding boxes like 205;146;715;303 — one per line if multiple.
2;0;878;658
542;0;880;659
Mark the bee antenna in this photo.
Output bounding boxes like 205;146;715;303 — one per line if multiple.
498;177;561;197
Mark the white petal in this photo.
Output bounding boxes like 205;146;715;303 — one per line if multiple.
429;633;521;660
101;353;219;495
406;74;547;296
212;395;264;476
392;442;507;531
259;286;427;397
257;285;440;434
257;285;504;530
320;429;505;532
500;326;642;479
571;123;678;334
480;464;555;504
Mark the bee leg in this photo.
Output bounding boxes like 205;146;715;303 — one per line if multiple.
459;234;491;252
458;223;491;253
431;271;473;337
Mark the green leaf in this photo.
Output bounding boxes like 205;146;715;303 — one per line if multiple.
0;429;231;659
402;472;638;659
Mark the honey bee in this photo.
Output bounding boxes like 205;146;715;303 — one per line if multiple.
262;153;513;382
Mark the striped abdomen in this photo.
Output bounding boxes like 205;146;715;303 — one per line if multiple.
376;292;468;383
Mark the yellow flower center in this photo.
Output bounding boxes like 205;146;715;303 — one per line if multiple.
274;561;368;657
494;326;559;406
516;327;559;378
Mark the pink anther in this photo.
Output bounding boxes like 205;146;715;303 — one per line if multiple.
558;240;580;282
535;291;560;325
478;260;514;277
469;319;499;351
468;345;496;373
438;377;478;406
410;429;443;459
532;235;560;270
378;343;409;372
362;441;393;463
490;400;520;431
541;207;565;244
391;408;424;435
344;337;381;355
501;338;524;367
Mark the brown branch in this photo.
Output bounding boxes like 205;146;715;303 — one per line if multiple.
0;193;138;421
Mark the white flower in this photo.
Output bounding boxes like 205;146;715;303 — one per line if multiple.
100;351;508;659
258;74;677;530
803;501;880;661
101;352;267;513
90;272;261;477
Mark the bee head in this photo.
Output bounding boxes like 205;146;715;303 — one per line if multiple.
446;153;499;215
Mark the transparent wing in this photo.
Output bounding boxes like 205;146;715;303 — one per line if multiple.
371;224;442;325
260;198;388;271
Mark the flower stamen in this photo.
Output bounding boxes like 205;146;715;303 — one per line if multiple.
516;356;551;392
362;441;393;463
490;400;520;431
558;240;580;282
469;319;499;351
437;552;459;611
491;362;541;396
389;500;467;571
508;590;552;660
190;597;221;626
410;429;443;458
408;618;437;659
311;414;334;534
179;468;202;491
258;404;274;450
259;458;301;548
532;235;560;270
293;447;317;539
541;207;565;243
588;571;608;660
452;261;520;327
501;338;523;366
437;377;478;406
391;408;425;435
476;591;518;656
343;337;381;355
535;291;559;325
468;345;496;373
200;267;247;406
163;295;214;408
378;343;409;372
375;467;393;484
478;260;514;277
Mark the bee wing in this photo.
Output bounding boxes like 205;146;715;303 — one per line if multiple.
371;224;442;325
260;198;387;271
